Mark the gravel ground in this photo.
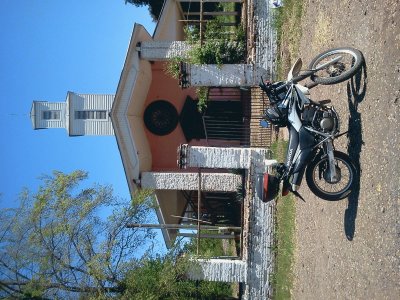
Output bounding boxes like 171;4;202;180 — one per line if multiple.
292;1;400;299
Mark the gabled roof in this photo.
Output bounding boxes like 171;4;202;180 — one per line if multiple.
111;23;153;186
111;0;185;248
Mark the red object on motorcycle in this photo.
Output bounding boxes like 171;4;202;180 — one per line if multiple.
263;173;269;195
256;173;280;203
281;179;290;196
282;188;290;196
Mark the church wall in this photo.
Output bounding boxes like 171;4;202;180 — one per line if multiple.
143;62;244;171
144;61;196;171
153;0;185;41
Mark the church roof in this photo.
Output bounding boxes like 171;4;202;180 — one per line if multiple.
111;0;186;248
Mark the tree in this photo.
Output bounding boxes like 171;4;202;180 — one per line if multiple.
124;0;164;21
0;170;155;299
121;243;234;300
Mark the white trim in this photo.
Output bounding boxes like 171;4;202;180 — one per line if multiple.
113;64;141;180
111;24;153;190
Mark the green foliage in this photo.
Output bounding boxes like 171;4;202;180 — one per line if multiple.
121;233;235;299
186;19;246;66
163;3;246;112
163;56;182;80
196;86;209;112
124;0;163;21
122;254;190;300
270;140;296;299
178;18;246;111
190;20;245;112
184;25;200;45
272;0;304;80
184;233;226;258
274;193;295;300
131;187;156;209
0;171;233;299
122;249;232;300
0;170;156;299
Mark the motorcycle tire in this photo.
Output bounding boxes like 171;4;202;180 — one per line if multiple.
308;47;364;85
306;151;356;201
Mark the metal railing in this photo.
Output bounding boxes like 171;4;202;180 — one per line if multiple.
202;87;272;147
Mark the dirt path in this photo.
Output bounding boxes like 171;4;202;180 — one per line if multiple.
292;1;400;299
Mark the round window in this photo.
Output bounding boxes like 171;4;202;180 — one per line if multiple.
144;100;179;136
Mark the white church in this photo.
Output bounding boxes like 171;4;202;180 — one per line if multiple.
29;1;277;297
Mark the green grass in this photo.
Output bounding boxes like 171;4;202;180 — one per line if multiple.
270;140;296;300
274;191;295;299
269;3;305;296
272;0;304;80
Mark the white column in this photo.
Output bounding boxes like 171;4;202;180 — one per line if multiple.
187;64;268;87
177;0;243;2
178;144;276;172
139;41;191;61
188;259;247;283
141;172;242;192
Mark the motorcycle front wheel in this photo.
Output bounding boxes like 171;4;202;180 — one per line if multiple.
308;47;364;85
306;151;356;201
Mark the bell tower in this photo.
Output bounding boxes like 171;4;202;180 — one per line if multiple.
30;92;115;136
30;101;66;130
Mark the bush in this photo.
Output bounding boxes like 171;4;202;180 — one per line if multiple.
122;251;232;300
187;19;246;65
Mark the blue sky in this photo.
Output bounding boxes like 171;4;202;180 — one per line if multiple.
0;1;155;205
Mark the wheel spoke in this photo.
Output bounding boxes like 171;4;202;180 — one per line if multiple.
311;156;353;196
313;52;357;79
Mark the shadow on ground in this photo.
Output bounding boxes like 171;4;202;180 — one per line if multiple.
344;60;367;241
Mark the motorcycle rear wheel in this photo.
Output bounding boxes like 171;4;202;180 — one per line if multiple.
306;151;356;200
308;47;364;85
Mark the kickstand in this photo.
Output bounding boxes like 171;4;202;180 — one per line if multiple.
291;190;306;202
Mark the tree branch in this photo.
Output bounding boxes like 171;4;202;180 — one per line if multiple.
0;280;123;294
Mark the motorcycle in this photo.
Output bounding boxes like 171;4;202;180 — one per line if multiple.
258;47;364;201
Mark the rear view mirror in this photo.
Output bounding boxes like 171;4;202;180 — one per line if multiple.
287;58;303;80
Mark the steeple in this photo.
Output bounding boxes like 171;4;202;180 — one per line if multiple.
30;101;66;130
30;92;115;136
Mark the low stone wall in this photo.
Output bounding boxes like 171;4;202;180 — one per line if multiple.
243;162;276;299
181;1;278;296
243;1;278;299
254;0;278;80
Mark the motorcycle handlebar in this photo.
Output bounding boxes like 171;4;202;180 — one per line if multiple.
275;83;288;92
292;70;314;84
260;69;315;94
